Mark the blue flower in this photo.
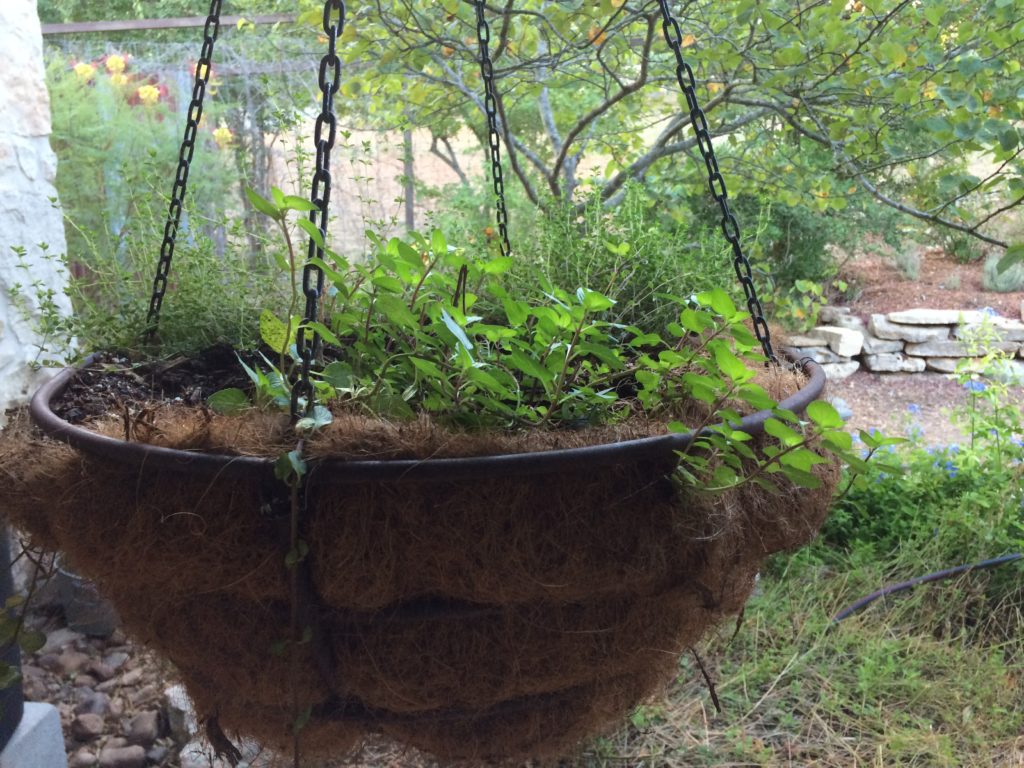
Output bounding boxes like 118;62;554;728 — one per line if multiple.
907;403;921;415
981;306;997;317
964;380;986;393
944;460;958;478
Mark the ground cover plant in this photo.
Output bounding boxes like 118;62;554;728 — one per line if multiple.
580;342;1024;768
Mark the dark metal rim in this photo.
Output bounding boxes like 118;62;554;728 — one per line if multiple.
29;357;825;484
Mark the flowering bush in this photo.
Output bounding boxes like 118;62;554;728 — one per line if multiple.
826;344;1024;562
45;52;236;271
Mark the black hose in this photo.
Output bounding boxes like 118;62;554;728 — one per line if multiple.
831;552;1023;623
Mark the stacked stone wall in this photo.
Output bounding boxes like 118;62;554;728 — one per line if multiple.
783;306;1024;382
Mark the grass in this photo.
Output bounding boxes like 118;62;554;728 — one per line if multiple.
582;545;1024;767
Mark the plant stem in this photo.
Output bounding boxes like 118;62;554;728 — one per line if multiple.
278;218;299;376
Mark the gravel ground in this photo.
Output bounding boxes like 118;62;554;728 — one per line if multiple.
828;369;1023;446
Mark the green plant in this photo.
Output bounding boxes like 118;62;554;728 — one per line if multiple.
7;188;283;367
982;251;1024;292
426;182;720;331
893;245;922;280
45;52;237;269
771;277;850;332
825;326;1024;563
208;187;883;502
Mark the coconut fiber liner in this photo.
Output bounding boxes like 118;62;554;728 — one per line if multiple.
0;367;838;763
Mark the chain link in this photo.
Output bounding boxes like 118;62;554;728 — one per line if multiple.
146;0;223;335
655;0;777;364
291;0;344;420
474;1;512;261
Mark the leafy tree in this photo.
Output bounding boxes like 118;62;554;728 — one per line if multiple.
319;0;1023;264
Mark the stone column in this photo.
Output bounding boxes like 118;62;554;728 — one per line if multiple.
0;0;72;424
0;2;69;767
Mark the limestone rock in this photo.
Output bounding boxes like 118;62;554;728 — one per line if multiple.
861;334;904;354
164;684;197;744
782;331;827;347
39;627;84;656
869;314;949;342
888;308;985;325
905;340;1019;358
815;326;864;357
818;306;851;324
783;345;842;364
925;357;962;373
820;361;860;381
862;353;926;373
827;313;865;332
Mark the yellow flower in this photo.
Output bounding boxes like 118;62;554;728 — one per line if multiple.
213;123;234;149
109;73;128;87
73;62;96;82
105;54;126;74
137;84;160;106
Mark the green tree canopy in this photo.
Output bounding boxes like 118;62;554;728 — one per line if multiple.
323;0;1022;261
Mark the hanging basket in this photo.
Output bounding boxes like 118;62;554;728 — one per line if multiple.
0;0;847;761
0;356;836;762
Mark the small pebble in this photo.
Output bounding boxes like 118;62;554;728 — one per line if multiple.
70;713;104;741
126;710;161;747
69;748;98;768
98;745;146;768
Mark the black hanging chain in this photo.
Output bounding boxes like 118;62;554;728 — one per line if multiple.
655;0;777;364
291;0;344;421
474;1;512;261
146;0;223;336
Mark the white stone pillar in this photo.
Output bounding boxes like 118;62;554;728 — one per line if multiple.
0;0;71;422
0;3;70;766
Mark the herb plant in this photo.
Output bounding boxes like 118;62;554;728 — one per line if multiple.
209;187;878;494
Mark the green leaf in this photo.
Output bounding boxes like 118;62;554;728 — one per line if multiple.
697;288;737;318
715;346;752;383
18;629;46;655
303;320;341;347
245;186;280;220
295;405;333;433
285;539;310;567
806;400;843;428
322;361;353;389
411;356;446;379
430;228;448;256
507;350;552;384
764;418;804;446
283;195;319;212
502;298;528;326
259;309;291;354
822;430;853;451
441;309;474;351
297;217;326;250
578;288;615;312
208;388;250;415
274;450;307;482
996;244;1024;274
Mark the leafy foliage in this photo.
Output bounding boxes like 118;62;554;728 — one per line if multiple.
314;0;1022;262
